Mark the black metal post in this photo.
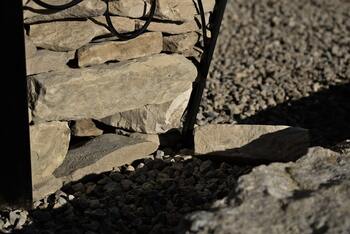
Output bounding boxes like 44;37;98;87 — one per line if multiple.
182;0;228;146
0;0;33;209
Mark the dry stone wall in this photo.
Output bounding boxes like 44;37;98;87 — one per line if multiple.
23;0;215;200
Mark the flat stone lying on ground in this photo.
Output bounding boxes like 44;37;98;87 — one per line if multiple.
194;124;309;163
28;54;197;122
23;0;106;24
185;147;350;234
30;122;70;186
77;32;163;67
100;89;192;134
53;134;158;181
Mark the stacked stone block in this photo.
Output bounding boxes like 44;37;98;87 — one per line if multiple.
23;0;215;199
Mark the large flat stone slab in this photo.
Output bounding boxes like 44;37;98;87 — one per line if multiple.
77;32;163;67
30;122;70;186
28;54;197;121
53;134;158;181
29;20;102;52
23;0;106;24
194;124;309;163
100;89;191;134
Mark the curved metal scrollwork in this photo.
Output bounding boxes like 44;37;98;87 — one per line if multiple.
32;0;84;11
30;0;207;42
104;0;157;40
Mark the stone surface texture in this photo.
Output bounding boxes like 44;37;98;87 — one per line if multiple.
30;122;70;185
100;89;192;134
28;54;197;121
185;147;350;234
77;32;163;67
163;32;199;53
71;119;103;137
54;134;158;181
23;0;106;24
194;124;310;162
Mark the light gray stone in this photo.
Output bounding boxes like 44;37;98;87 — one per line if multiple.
135;19;199;34
23;0;106;24
29;20;102;52
154;0;215;22
91;16;136;34
77;32;163;67
29;54;197;121
25;34;36;58
194;124;309;163
108;0;150;18
30;122;70;186
163;32;199;53
53;134;158;181
100;88;192;134
71;119;103;137
26;50;74;75
185;147;350;234
32;175;63;201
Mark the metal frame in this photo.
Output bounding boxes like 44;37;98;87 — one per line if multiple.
0;0;33;209
0;0;227;208
182;0;228;144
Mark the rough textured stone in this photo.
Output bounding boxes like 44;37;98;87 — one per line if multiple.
185;147;350;234
54;134;158;181
32;176;63;201
29;54;197;121
100;89;191;134
194;124;310;163
78;32;163;67
29;20;101;52
26;50;74;75
30;122;70;186
129;133;160;146
71;119;103;137
154;0;215;21
25;35;36;58
91;16;135;35
135;19;199;34
23;0;106;24
163;32;199;53
108;0;150;18
28;108;32;123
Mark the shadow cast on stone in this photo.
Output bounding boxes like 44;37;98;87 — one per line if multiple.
237;83;350;148
197;127;310;166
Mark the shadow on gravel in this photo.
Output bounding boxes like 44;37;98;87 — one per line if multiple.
16;157;251;234
238;83;350;148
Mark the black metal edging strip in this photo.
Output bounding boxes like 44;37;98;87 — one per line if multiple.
182;0;228;146
0;0;33;209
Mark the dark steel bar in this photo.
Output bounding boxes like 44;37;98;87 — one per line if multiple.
0;0;33;209
182;0;228;146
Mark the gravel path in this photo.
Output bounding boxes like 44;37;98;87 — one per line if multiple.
1;0;350;233
198;0;350;147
